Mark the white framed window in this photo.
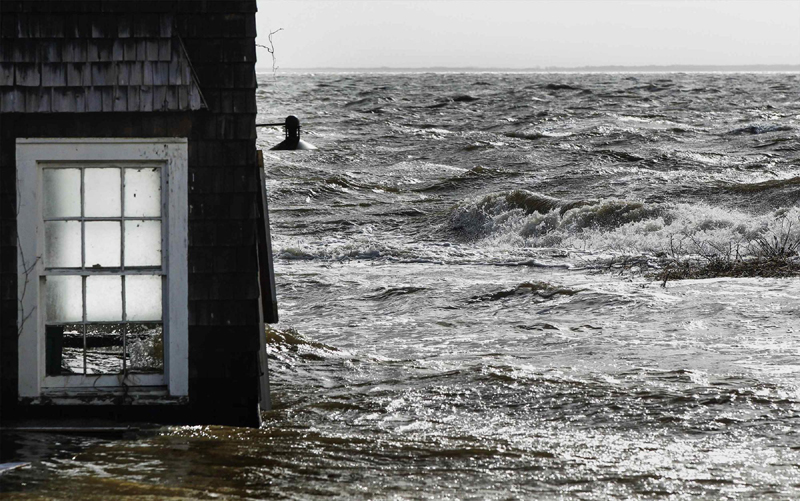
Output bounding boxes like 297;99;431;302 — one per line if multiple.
16;138;188;401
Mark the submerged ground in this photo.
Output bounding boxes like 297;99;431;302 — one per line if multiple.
2;72;800;499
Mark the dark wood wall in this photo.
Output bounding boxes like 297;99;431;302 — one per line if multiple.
0;1;264;427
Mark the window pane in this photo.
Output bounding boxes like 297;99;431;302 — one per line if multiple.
86;276;122;321
43;168;81;218
45;221;82;268
45;275;83;323
85;221;121;268
124;220;161;267
47;324;84;375
125;275;162;321
84;324;124;374
125;167;161;217
128;323;163;373
84;168;121;217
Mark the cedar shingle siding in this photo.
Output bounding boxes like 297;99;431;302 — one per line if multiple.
0;1;265;427
0;7;204;113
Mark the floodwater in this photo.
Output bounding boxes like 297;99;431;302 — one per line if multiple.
2;72;800;499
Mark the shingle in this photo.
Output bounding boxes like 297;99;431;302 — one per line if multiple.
127;85;139;110
86;86;102;111
153;85;166;110
189;85;202;110
159;14;172;38
146;40;159;61
42;41;61;63
11;39;37;62
233;63;254;88
15;63;40;86
42;63;67;86
153;61;168;85
139;84;153;111
158;39;171;61
0;15;16;38
91;62;105;85
182;60;191;86
188;273;211;300
41;14;65;37
91;15;114;38
244;15;256;38
232;89;252;113
168;58;180;84
112;85;127;111
72;39;87;62
123;39;136;60
219;90;233;113
178;85;188;109
112;39;124;61
13;88;25;112
117;61;129;85
135;40;147;60
117;13;132;38
61;40;75;62
0;89;15;112
66;62;90;86
69;13;90;38
134;14;159;38
73;86;86;111
101;85;112;110
142;61;153;85
128;61;142;85
165;86;177;110
0;64;14;86
97;39;113;61
25;87;49;112
16;14;38;38
86;40;99;62
52;87;76;112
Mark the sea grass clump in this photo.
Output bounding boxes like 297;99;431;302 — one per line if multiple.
596;215;800;282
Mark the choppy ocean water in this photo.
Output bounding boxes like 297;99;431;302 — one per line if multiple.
3;72;800;499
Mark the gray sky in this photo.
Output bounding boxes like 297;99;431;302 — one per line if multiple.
254;0;800;69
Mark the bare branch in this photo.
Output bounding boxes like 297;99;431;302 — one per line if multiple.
16;179;40;338
256;28;284;77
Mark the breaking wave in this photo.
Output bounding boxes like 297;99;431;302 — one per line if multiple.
448;190;800;259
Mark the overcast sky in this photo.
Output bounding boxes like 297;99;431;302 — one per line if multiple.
254;0;800;69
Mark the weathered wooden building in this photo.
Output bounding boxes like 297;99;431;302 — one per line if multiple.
0;1;277;427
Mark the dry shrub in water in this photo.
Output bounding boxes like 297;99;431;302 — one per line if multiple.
656;215;800;282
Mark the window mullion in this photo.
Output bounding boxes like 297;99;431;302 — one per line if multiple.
82;276;87;375
121;167;127;376
80;167;85;270
121;167;126;273
81;167;87;376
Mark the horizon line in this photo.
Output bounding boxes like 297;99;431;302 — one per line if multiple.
256;63;800;73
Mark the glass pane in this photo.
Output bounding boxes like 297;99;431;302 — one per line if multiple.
127;323;163;373
43;168;81;218
84;324;124;374
125;167;161;217
48;324;84;375
45;221;81;268
125;275;162;321
85;168;121;217
124;220;161;267
86;276;122;321
44;275;83;323
85;222;121;268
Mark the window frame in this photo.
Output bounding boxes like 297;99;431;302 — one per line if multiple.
17;138;188;400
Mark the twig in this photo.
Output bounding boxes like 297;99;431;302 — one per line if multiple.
16;181;40;338
256;28;283;77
